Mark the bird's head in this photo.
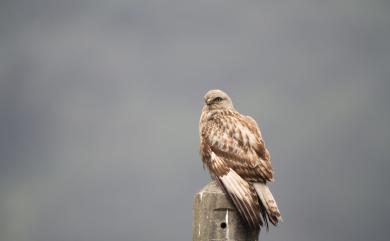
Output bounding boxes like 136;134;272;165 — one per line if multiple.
203;89;234;110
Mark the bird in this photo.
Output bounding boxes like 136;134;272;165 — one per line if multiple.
199;89;282;230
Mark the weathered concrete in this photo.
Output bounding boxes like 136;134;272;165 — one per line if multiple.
192;181;259;241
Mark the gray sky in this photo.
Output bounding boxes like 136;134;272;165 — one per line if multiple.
1;1;390;241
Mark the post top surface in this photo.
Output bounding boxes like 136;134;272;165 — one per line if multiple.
198;180;223;194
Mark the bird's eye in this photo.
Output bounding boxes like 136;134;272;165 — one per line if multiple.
214;97;223;102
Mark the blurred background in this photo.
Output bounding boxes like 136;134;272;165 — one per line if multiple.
1;1;389;241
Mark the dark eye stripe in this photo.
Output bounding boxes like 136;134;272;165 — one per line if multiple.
214;97;223;102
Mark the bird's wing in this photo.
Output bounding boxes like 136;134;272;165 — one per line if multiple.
204;113;273;182
199;141;263;229
244;115;274;181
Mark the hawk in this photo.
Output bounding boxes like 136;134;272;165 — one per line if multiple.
199;89;282;230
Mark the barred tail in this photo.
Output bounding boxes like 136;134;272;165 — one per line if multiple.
253;183;282;225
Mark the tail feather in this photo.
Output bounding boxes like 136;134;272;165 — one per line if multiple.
258;194;269;230
253;183;282;226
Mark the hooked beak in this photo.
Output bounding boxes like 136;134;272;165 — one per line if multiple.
205;98;212;105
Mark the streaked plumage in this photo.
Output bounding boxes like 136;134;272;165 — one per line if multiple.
199;89;282;230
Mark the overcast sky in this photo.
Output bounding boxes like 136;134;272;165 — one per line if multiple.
1;1;390;241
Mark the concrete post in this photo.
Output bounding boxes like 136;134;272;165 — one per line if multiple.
192;181;259;241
